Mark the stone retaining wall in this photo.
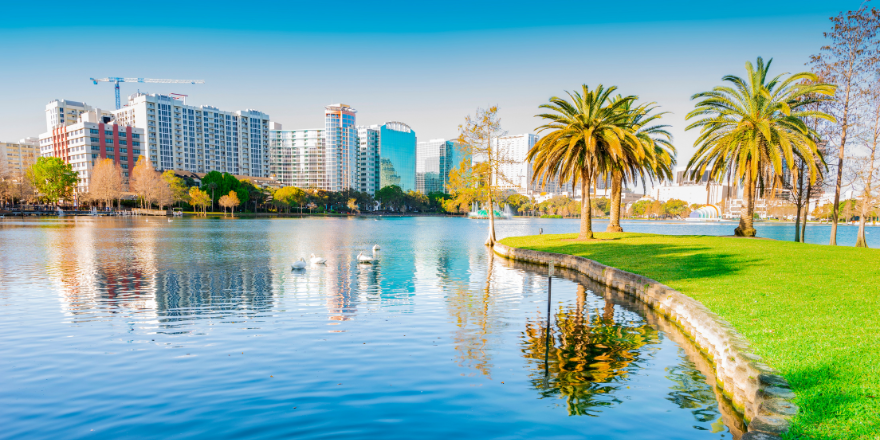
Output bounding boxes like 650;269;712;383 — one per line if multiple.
493;242;797;439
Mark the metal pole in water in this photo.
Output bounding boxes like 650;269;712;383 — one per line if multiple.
544;262;554;379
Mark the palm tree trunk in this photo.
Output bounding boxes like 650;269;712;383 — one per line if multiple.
579;173;594;240
794;168;804;243
735;171;757;237
607;169;623;232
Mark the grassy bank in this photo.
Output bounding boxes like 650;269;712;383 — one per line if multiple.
499;233;879;440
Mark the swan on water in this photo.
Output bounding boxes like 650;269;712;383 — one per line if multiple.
168;219;173;223
291;258;307;270
357;252;375;263
310;254;327;264
372;245;380;251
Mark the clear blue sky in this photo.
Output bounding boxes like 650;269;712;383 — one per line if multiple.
0;0;860;178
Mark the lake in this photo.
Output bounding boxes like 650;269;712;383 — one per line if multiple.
1;215;849;439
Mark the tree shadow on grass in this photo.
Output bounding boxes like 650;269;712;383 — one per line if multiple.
524;238;757;284
782;363;879;440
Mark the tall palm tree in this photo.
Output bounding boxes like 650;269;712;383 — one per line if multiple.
686;57;835;237
530;85;642;239
605;99;675;232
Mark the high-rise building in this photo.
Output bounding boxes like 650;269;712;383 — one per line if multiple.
39;109;145;193
356;126;380;194
0;138;39;178
416;138;460;194
377;121;416;192
112;93;270;176
493;133;538;194
45;99;110;132
324;104;358;191
269;127;325;189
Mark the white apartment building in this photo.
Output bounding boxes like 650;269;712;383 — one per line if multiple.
356;126;380;194
39;109;145;193
45;99;110;131
492;133;538;194
654;169;731;206
0;138;39;177
112;93;270;177
269;126;326;189
324;104;358;192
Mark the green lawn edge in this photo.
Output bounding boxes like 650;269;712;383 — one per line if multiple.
499;232;880;440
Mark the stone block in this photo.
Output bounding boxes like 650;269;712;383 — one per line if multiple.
749;415;790;435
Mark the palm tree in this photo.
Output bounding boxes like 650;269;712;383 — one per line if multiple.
530;85;642;239
686;57;835;237
605;99;676;231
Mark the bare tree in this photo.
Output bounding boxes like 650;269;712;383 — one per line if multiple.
851;81;880;247
457;106;512;246
130;156;155;209
89;159;123;209
810;4;880;245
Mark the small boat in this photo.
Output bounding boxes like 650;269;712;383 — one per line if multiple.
310;254;327;264
357;252;375;264
291;258;307;270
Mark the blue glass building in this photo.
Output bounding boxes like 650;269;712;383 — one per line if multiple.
378;121;416;192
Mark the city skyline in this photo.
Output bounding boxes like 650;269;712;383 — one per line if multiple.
0;0;855;172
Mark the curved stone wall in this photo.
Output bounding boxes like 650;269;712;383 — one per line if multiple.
493;242;797;439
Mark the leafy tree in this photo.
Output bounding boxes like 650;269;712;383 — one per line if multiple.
346;198;360;214
504;193;530;215
188;187;210;216
686;57;835;237
530;85;642;239
405;190;429;212
591;197;610;216
27;157;78;205
218;190;240;217
376;185;405;211
444;157;483;214
162;170;189;207
663;199;689;218
631;200;653;217
273;186;308;213
606;98;675;232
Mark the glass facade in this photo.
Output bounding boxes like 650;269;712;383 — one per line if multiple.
379;122;416;192
416;139;461;194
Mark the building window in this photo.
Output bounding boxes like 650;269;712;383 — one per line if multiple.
106;147;114;152
106;154;115;160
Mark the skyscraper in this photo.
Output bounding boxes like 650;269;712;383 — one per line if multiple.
324;104;358;191
416;138;460;194
493;133;538;195
377;121;416;192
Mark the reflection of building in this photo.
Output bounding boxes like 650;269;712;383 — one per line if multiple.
113;92;271;176
39;109;145;192
416;138;459;193
268;126;325;189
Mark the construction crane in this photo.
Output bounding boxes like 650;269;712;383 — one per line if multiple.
89;77;206;110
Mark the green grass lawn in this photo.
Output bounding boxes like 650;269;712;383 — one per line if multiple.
500;233;880;440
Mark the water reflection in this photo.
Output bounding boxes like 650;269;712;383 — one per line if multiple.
522;283;660;416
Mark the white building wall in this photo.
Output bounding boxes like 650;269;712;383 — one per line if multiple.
113;93;270;177
357;126;380;194
491;133;537;194
269;129;325;189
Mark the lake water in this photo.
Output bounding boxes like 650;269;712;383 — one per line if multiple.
0;215;840;439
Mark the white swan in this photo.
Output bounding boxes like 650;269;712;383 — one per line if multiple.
357;252;375;263
168;219;173;223
291;258;307;270
310;254;327;264
372;244;381;251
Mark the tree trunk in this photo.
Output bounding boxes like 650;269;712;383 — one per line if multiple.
856;202;868;248
606;169;623;232
578;174;594;240
801;182;812;243
794;167;804;242
735;171;757;237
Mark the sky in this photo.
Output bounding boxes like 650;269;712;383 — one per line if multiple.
0;0;862;181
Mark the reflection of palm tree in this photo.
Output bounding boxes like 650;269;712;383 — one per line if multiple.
522;294;659;416
665;354;721;424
